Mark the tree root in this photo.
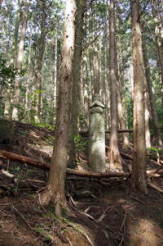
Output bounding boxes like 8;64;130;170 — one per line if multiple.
148;182;163;193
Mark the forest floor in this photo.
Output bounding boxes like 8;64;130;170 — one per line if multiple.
0;119;163;246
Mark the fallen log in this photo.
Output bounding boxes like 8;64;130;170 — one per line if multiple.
66;168;129;178
1;150;163;178
80;129;133;137
0;150;129;178
0;150;49;170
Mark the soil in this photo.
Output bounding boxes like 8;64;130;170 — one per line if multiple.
0;119;163;246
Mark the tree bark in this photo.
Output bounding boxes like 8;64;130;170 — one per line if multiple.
151;0;163;85
131;0;147;193
115;13;129;148
0;0;3;9
68;0;86;167
12;0;29;121
33;0;47;123
142;30;162;145
108;0;122;171
39;0;77;216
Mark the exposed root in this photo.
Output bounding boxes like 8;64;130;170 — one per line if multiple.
148;182;163;193
38;185;73;217
38;186;53;206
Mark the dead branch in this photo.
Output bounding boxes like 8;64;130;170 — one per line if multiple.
1;150;163;179
66;168;129;178
148;182;163;193
12;205;33;230
0;150;129;178
147;168;163;176
0;150;50;170
80;129;133;137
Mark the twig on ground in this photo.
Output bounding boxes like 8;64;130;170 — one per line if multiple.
97;206;113;222
130;196;145;205
119;212;127;246
148;182;163;193
12;205;33;231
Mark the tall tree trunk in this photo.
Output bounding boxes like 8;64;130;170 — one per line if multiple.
52;35;60;124
39;0;77;216
12;0;29;120
104;18;111;130
4;89;12;119
114;7;129;148
108;0;122;171
0;0;2;8
141;28;151;148
33;0;47;123
151;0;163;85
68;0;86;167
142;32;162;145
131;0;147;193
144;89;151;148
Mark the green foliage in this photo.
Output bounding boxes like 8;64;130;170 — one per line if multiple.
126;97;133;129
44;135;54;145
0;55;16;87
74;134;88;153
79;113;88;129
147;147;163;161
34;226;54;242
95;2;107;18
147;146;160;153
157;107;163;128
32;122;55;131
147;146;163;154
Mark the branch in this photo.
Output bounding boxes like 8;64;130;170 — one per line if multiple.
0;150;129;178
0;150;49;170
80;129;133;137
148;182;163;193
1;150;162;179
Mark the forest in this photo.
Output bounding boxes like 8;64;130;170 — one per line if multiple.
0;0;163;245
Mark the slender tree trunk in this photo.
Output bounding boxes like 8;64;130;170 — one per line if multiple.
142;33;162;145
39;0;77;216
151;0;163;85
0;0;2;9
144;89;151;148
51;35;59;124
131;0;147;193
81;50;91;128
104;18;111;130
4;88;12;119
141;29;151;148
114;8;129;148
92;46;101;99
108;0;122;171
68;0;86;167
33;0;47;123
12;0;29;120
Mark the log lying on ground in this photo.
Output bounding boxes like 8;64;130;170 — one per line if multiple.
80;129;133;137
0;150;49;170
0;150;129;178
147;168;163;175
0;150;163;178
